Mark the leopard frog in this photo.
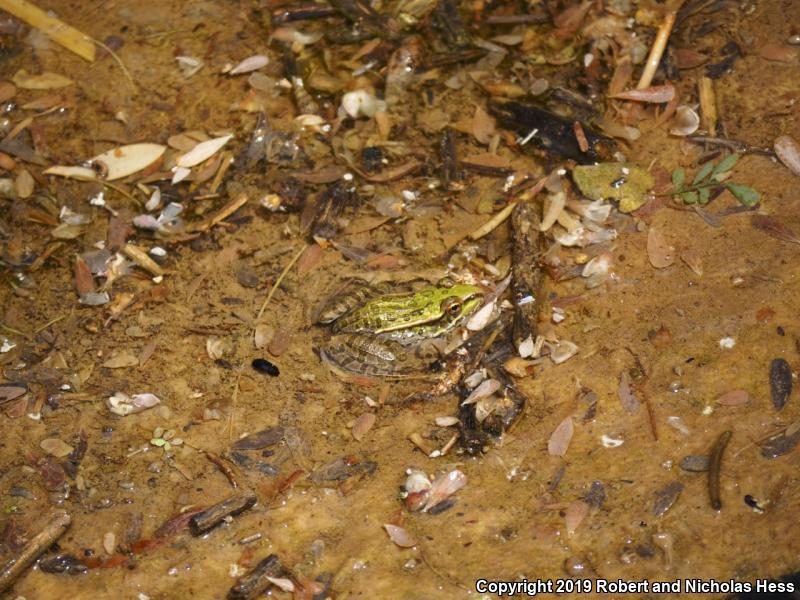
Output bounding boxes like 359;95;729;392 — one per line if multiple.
316;280;483;376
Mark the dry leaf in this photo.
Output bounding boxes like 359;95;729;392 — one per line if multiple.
647;227;675;268
103;532;116;555
0;81;16;103
139;341;157;367
383;524;417;548
423;469;467;511
107;392;160;416
39;438;74;457
352;412;376;441
15;169;34;198
177;135;233;168
716;389;750;406
751;214;800;245
547;416;574;457
618;371;641;413
90;143;166;181
612;84;675;103
680;250;703;276
758;45;799;63
229;54;269;75
74;256;95;296
102;352;139;368
462;378;500;405
268;326;292;356
42;165;97;181
460;153;511;170
12;69;73;90
565;500;589;536
774;136;800;177
472;105;496;144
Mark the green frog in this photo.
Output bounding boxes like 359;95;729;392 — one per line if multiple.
316;279;483;376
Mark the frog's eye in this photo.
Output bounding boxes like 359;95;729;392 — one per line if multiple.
437;277;454;289
441;297;463;316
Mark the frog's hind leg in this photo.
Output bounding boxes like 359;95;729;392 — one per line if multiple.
313;279;390;324
321;334;408;376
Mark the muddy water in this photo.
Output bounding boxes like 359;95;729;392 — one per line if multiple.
1;0;799;598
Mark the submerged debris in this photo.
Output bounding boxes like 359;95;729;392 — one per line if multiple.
769;358;793;411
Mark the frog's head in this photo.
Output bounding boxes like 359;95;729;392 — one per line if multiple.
432;283;484;326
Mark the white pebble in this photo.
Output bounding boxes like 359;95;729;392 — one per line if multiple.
601;434;624;448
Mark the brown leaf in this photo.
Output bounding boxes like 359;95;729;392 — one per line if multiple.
292;164;347;184
564;500;589;536
751;214;800;245
138;341;157;367
0;383;27;404
612;84;676;104
680;250;703;276
554;1;591;35
716;389;750;406
0;81;16;103
297;243;324;274
232;426;285;450
460;153;511;170
472;105;496;145
618;371;641;413
37;456;66;490
383;524;417;547
674;48;709;69
364;254;405;269
774;135;800;176
758;45;799;63
15;169;34;198
74;256;96;296
102;352;138;368
352;413;376;441
107;209;133;252
268;326;292;356
647;227;675;268
547;416;574;457
356;159;421;183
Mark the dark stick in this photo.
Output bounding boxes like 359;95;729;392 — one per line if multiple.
485;14;550;24
189;492;258;535
708;430;732;510
271;4;337;25
0;511;71;593
511;200;545;354
227;554;284;600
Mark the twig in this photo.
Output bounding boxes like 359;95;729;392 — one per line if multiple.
0;0;95;61
190;192;249;234
205;451;240;489
636;3;683;89
90;37;136;92
0;511;71;593
708;430;732;510
255;244;307;321
469;201;518;241
33;313;66;334
189;492;257;535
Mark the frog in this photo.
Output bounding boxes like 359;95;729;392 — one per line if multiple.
315;279;484;376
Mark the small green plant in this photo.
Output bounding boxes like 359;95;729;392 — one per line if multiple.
671;154;760;207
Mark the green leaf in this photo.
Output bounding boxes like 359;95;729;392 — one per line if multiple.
725;182;760;206
150;438;166;447
671;167;685;188
680;190;698;204
712;153;740;177
698;187;710;205
692;161;715;185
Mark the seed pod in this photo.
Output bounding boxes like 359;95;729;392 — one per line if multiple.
770;358;792;410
